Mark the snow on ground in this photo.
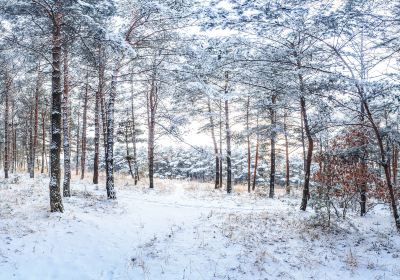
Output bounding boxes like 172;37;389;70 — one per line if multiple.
1;173;400;280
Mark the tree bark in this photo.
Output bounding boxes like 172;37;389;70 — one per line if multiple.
80;71;89;180
49;7;64;212
130;76;139;185
93;46;104;185
300;95;313;211
219;99;223;189
269;94;277;198
75;102;80;176
147;74;157;189
105;64;118;199
41;103;47;174
224;72;232;194
3;73;11;179
62;49;71;197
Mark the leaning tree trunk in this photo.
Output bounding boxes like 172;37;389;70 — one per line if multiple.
363;101;400;231
207;98;220;189
62;49;71;197
269;94;277;198
300;95;313;211
105;65;118;199
80;72;89;180
49;9;64;212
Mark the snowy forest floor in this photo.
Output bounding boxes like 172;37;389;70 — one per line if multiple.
1;173;400;280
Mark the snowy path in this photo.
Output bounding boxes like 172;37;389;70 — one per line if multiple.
1;174;400;280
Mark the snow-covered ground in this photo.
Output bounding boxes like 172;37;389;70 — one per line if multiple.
1;173;400;280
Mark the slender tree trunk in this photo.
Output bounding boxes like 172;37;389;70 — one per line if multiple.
246;96;251;193
252;117;259;191
300;96;313;211
207;98;220;189
105;64;118;199
269;94;277;198
125;122;134;178
393;145;398;186
41;104;46;174
80;72;89;180
219;99;223;189
10;102;15;174
3;73;10;179
147;82;157;189
75;102;80;176
93;47;104;185
49;8;64;212
29;63;40;178
224;73;232;194
363;101;400;231
300;110;306;171
28;102;33;176
284;110;290;194
62;49;71;197
130;76;139;185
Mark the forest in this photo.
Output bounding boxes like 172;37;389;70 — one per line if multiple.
1;0;400;279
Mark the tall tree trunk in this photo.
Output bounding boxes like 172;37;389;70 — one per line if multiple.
224;73;232;194
246;96;251;193
147;78;157;189
75;102;80;176
269;94;277;198
49;8;64;212
219;99;223;188
130;76;139;185
29;63;40;178
105;65;118;199
41;103;46;174
393;145;398;186
28;102;33;176
284;110;290;194
10;101;15;174
93;46;104;185
62;49;71;197
207;98;220;189
80;72;89;180
252;117;259;191
4;73;10;179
